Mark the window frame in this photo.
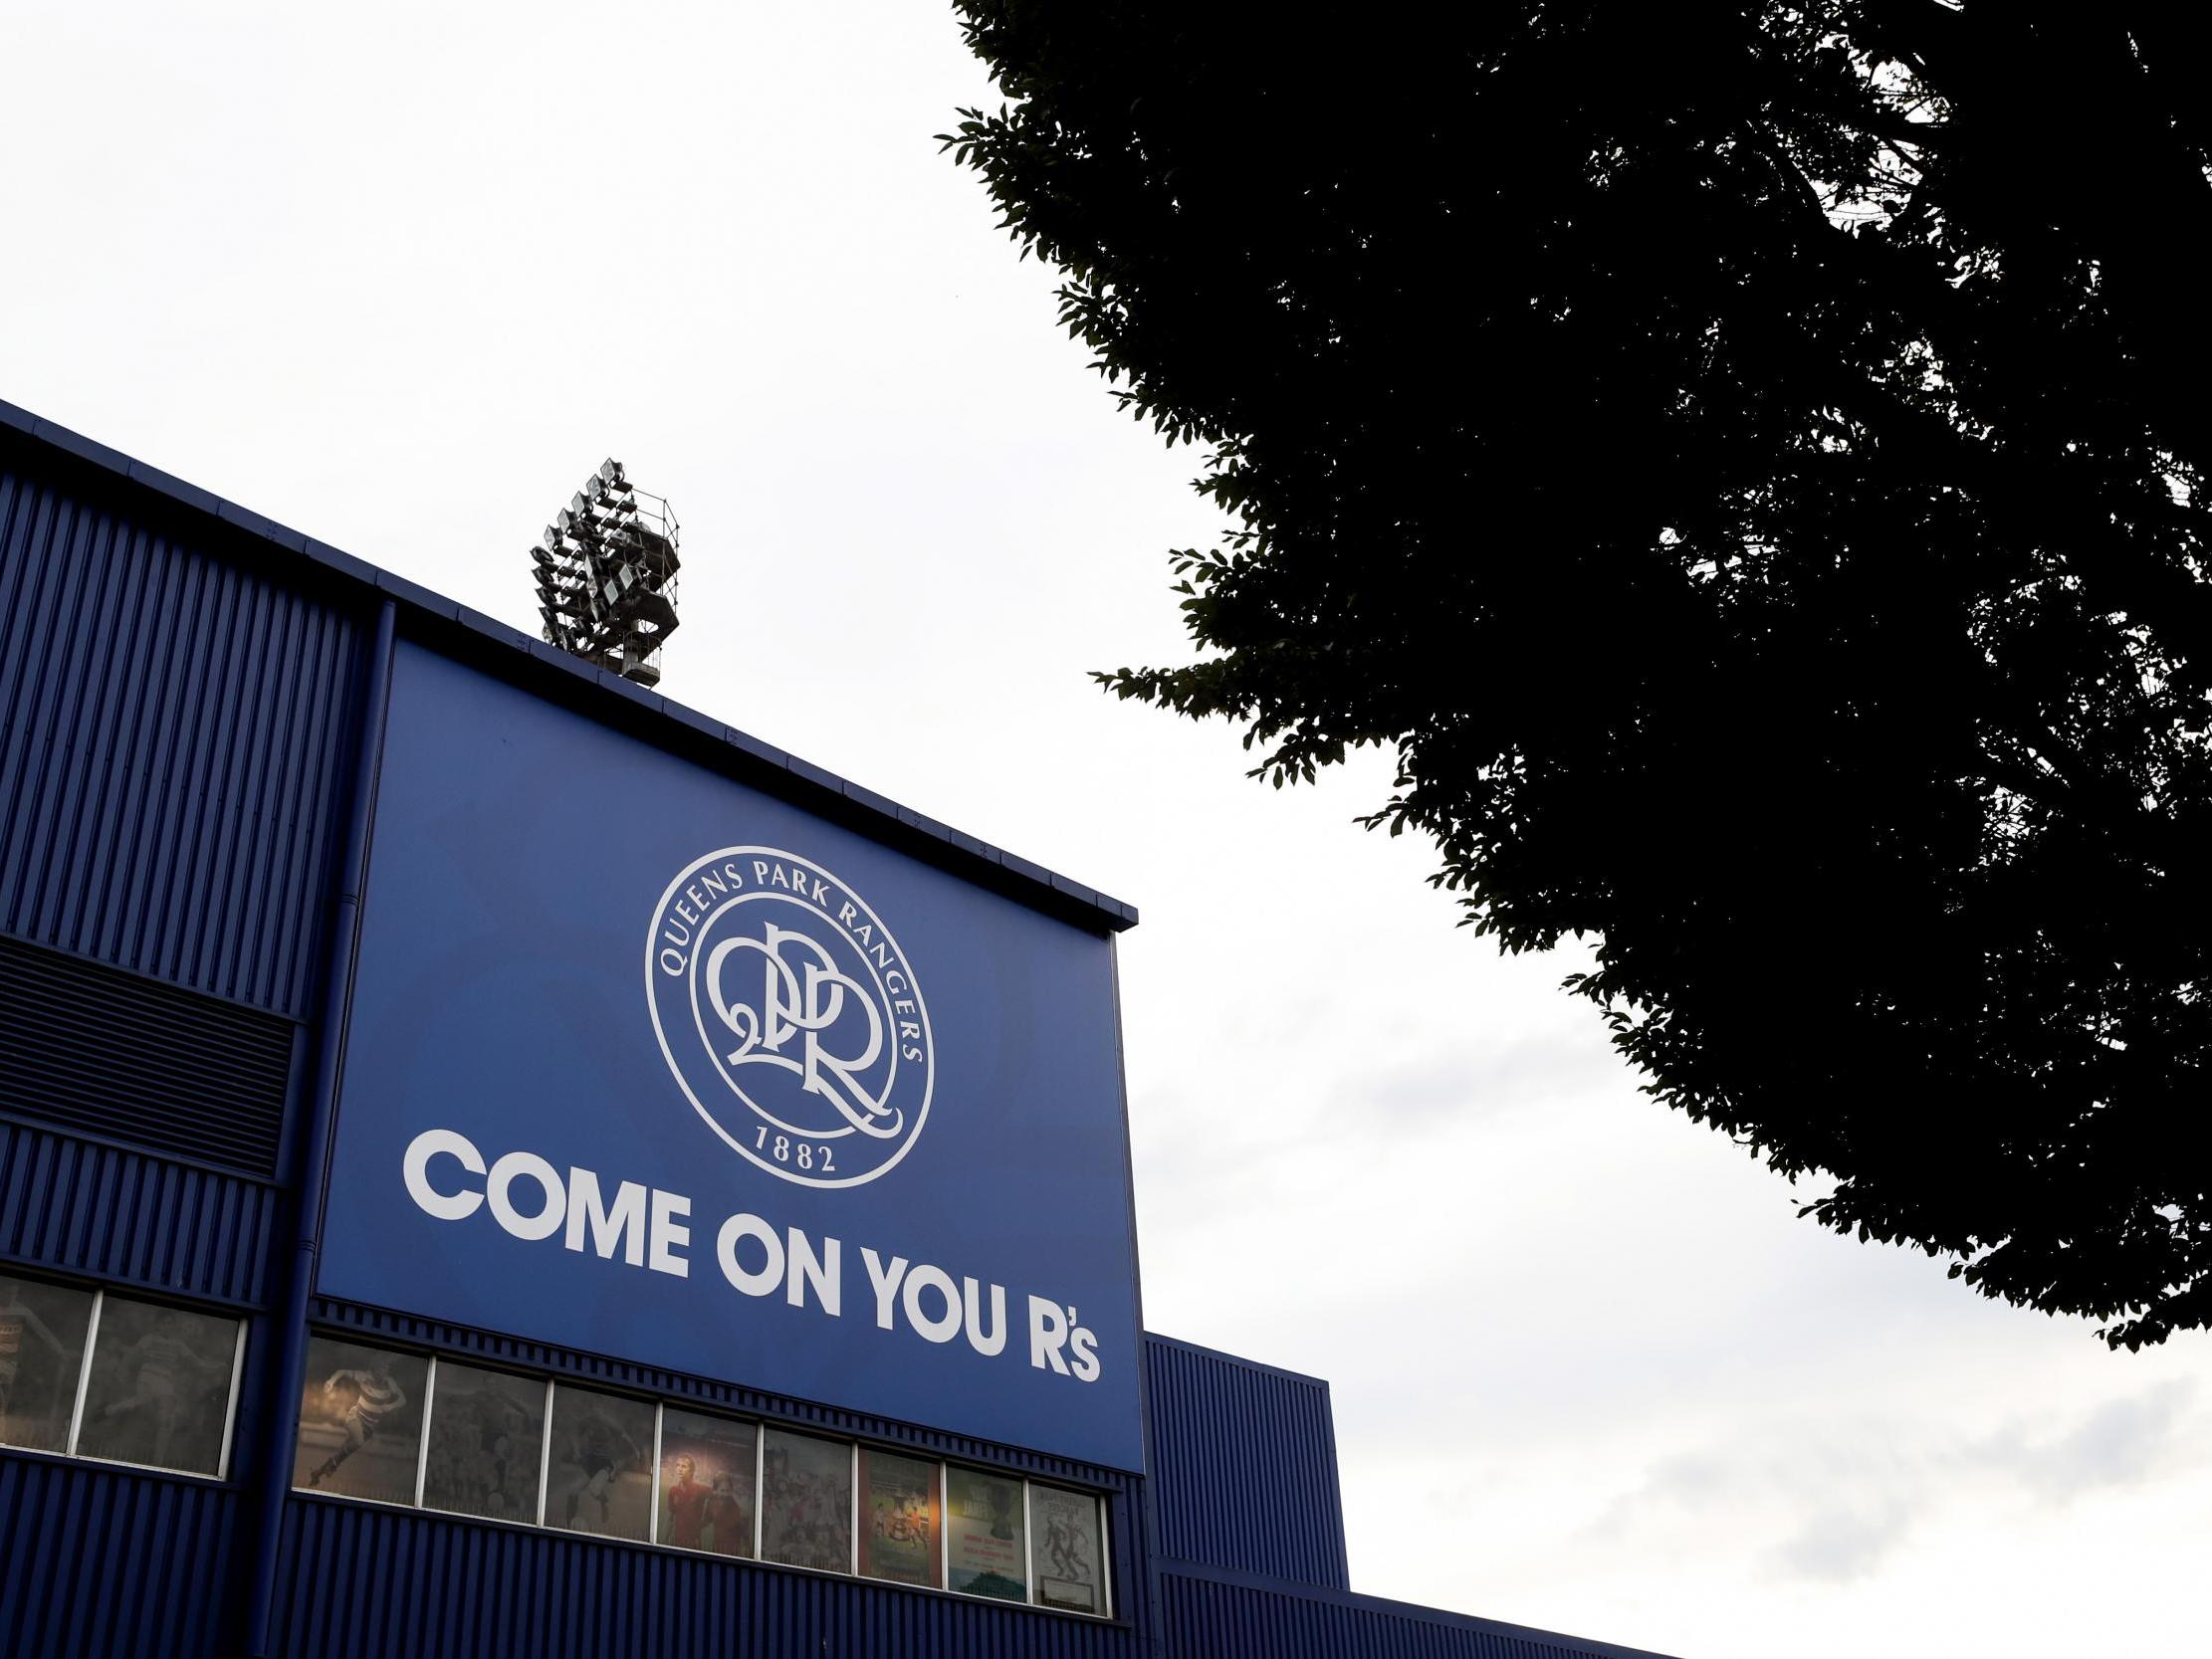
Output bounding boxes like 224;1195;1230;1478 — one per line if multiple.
60;1286;249;1483
413;1352;553;1527
279;1327;1116;1619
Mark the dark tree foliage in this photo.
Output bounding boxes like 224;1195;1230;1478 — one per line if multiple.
944;3;2212;1347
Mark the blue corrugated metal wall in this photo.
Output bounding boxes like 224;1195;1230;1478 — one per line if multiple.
0;425;359;1659
0;932;297;1176
0;446;362;1021
0;1118;278;1305
0;1456;237;1658
275;1498;1140;1659
1145;1334;1350;1590
1162;1572;1676;1659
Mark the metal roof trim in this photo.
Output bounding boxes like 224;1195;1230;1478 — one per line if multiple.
0;399;1137;933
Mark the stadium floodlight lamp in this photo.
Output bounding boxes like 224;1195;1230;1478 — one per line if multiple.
529;458;681;689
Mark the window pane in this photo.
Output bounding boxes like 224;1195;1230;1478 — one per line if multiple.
421;1361;545;1524
659;1407;756;1557
760;1427;851;1572
945;1466;1026;1601
75;1296;239;1475
1030;1485;1107;1614
293;1337;429;1505
858;1448;940;1587
546;1384;654;1542
0;1272;95;1454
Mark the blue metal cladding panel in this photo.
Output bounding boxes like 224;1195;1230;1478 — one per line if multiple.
318;642;1145;1471
274;1498;1142;1659
1162;1572;1679;1659
1145;1336;1350;1589
0;1457;237;1659
0;449;363;1021
0;933;297;1177
0;1118;277;1305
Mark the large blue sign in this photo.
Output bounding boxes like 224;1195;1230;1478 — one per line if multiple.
319;643;1145;1471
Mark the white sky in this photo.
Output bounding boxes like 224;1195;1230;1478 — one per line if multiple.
4;6;2205;1656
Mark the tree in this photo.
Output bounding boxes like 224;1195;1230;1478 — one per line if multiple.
943;3;2212;1347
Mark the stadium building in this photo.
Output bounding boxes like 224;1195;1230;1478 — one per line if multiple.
0;398;1677;1659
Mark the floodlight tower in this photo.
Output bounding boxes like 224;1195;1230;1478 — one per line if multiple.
530;461;681;688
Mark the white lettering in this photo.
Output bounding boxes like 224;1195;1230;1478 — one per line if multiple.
487;1150;564;1241
402;1129;485;1220
1028;1296;1071;1374
903;1265;962;1345
963;1278;1007;1357
786;1228;841;1316
1068;1323;1100;1382
650;1188;692;1277
564;1166;646;1265
863;1248;908;1330
717;1212;783;1296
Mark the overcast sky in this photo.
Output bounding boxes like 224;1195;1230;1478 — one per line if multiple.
4;6;2205;1657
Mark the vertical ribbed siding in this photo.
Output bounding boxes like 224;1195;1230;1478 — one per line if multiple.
0;1459;237;1659
1161;1573;1672;1659
0;457;361;1020
274;1499;1142;1659
0;1119;277;1304
1145;1337;1350;1589
0;933;297;1176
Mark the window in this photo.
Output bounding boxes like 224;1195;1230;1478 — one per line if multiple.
1029;1484;1108;1615
0;1272;95;1454
858;1447;941;1587
278;1328;1113;1617
72;1293;244;1477
760;1426;851;1572
945;1465;1027;1601
547;1383;654;1542
293;1336;429;1505
657;1406;756;1556
421;1360;546;1524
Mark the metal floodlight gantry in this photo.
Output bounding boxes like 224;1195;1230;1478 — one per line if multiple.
531;460;681;688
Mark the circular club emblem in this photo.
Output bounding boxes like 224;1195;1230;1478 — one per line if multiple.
646;846;934;1187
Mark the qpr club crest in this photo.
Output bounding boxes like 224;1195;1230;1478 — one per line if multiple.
645;847;934;1188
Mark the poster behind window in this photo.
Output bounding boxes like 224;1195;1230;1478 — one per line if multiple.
74;1297;237;1475
859;1448;941;1587
659;1408;757;1556
421;1362;545;1523
293;1337;429;1505
1030;1485;1106;1614
0;1274;94;1455
761;1427;852;1572
548;1385;654;1542
946;1467;1027;1601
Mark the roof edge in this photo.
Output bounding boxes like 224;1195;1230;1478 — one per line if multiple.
0;395;1137;935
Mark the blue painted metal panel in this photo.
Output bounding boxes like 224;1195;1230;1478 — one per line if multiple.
0;450;363;1020
0;1119;277;1305
1145;1335;1349;1589
0;933;296;1176
273;1497;1141;1659
319;642;1146;1471
0;1457;238;1659
1162;1570;1681;1659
